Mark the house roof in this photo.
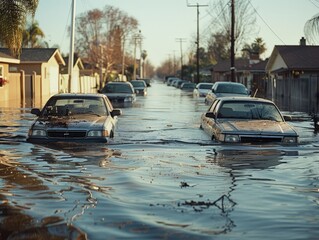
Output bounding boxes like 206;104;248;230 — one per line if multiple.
61;55;84;74
266;45;319;71
0;48;65;65
0;52;20;64
211;58;267;73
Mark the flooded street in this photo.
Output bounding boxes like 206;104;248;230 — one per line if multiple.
1;79;319;239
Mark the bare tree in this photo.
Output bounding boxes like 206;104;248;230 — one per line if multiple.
75;5;139;77
207;0;256;57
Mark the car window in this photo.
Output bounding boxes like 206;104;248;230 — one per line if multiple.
199;84;214;89
216;84;247;94
43;97;108;116
217;101;283;121
102;84;133;93
131;81;146;87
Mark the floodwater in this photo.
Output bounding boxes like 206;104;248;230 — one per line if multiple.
0;79;319;240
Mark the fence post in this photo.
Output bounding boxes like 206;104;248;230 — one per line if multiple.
20;70;25;107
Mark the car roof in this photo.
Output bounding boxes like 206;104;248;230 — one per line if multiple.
217;96;275;104
51;93;104;98
197;82;213;85
214;81;245;86
106;81;131;85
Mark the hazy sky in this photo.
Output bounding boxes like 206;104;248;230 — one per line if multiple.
35;0;319;67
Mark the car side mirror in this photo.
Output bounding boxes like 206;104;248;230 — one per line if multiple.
111;109;122;117
205;112;215;118
212;89;215;93
31;108;41;116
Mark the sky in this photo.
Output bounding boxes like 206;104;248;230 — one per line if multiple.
34;0;319;67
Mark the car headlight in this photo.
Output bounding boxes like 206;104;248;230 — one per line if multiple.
224;134;240;143
29;129;47;137
283;136;298;143
87;130;109;137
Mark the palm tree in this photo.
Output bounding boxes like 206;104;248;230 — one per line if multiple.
22;21;45;48
0;0;39;57
305;13;319;44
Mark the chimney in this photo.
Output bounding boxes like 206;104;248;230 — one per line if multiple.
300;37;306;46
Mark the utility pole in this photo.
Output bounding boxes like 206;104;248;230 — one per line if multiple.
187;1;208;84
176;38;186;80
231;0;235;82
132;30;142;80
68;0;76;92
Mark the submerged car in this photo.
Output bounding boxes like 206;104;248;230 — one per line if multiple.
200;97;299;144
193;82;214;97
27;93;122;143
180;82;196;92
205;81;249;105
130;80;147;96
99;81;136;106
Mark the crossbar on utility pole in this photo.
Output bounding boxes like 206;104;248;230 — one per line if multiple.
187;1;208;84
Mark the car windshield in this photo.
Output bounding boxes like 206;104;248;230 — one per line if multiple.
199;84;214;89
182;83;195;89
217;101;283;121
131;81;145;87
42;97;108;117
102;84;133;94
216;84;247;94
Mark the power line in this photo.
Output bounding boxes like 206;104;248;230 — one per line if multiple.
309;0;319;8
187;1;209;83
248;0;286;45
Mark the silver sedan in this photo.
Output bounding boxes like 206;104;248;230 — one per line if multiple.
200;97;299;144
27;93;121;143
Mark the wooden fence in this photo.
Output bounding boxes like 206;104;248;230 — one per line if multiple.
264;77;319;114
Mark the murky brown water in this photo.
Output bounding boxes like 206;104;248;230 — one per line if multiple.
1;80;319;239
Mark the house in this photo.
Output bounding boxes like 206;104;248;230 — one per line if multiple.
0;48;65;107
0;52;20;107
60;55;84;93
265;37;319;113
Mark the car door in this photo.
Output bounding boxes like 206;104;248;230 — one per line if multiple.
202;100;219;135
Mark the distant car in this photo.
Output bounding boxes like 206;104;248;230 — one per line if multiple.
140;78;151;87
99;81;136;106
130;80;147;96
205;81;250;105
27;93;122;143
193;82;214;97
200;97;299;144
167;77;180;86
180;82;196;91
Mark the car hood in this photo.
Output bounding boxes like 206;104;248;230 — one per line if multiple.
218;120;297;136
33;115;109;129
105;93;134;97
